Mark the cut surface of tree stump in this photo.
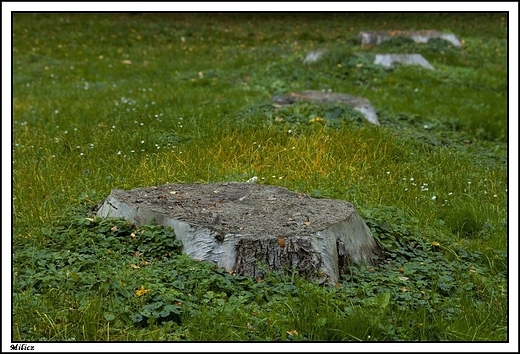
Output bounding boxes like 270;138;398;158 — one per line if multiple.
96;182;381;284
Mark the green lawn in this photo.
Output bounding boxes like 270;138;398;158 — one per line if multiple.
11;13;509;344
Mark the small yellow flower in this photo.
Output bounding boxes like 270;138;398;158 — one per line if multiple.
309;117;325;123
135;285;149;297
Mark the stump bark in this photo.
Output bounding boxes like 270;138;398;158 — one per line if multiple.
96;182;381;284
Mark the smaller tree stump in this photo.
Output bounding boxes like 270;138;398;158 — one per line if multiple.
374;53;435;70
359;30;462;47
272;90;380;126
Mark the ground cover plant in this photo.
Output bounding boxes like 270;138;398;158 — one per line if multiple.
12;13;508;342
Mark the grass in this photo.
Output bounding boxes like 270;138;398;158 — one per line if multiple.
11;13;509;344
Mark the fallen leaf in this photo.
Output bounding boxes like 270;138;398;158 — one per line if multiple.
110;226;118;232
122;59;132;65
131;264;140;269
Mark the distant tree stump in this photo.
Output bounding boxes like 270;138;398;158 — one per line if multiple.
374;53;435;70
359;30;462;47
97;182;381;284
272;90;380;126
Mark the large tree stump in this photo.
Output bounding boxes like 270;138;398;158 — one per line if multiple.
96;182;381;284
